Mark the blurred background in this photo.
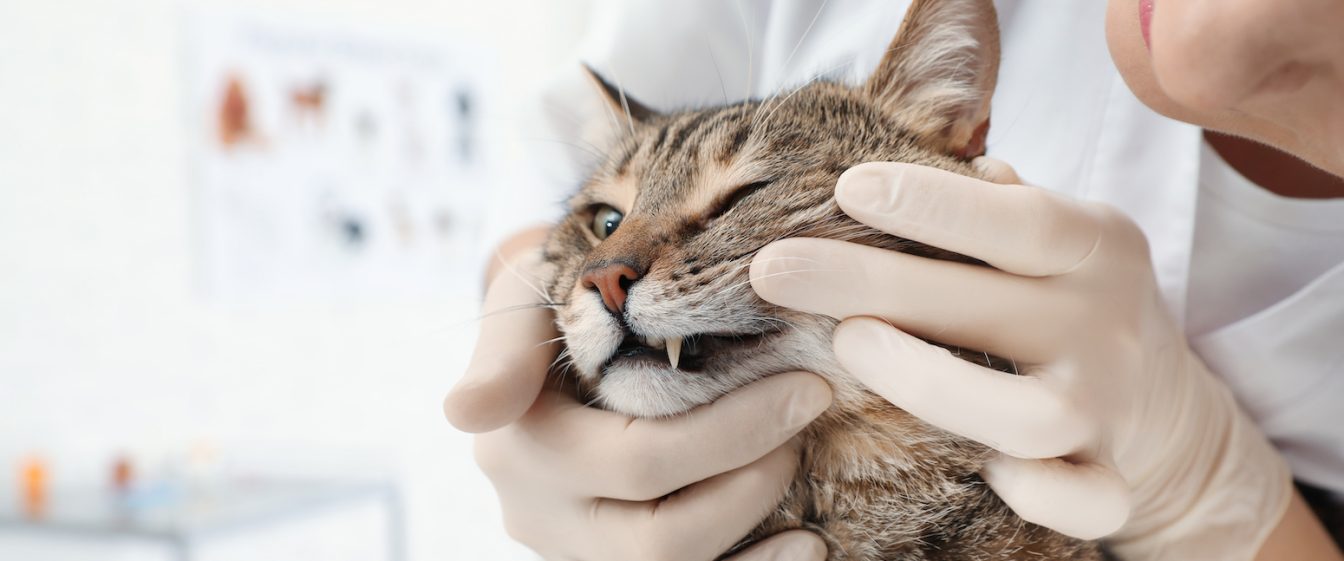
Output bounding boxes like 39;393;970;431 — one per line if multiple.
0;0;592;559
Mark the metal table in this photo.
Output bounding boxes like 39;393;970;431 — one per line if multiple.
0;478;405;561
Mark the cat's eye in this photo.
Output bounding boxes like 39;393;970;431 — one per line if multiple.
590;204;624;240
712;181;772;219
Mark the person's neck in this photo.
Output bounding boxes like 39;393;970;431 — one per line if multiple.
1204;130;1344;199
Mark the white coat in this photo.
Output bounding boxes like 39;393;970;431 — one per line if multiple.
496;0;1344;502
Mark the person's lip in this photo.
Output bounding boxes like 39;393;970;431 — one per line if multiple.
1139;0;1155;50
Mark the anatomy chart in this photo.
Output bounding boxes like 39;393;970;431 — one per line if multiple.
184;8;495;301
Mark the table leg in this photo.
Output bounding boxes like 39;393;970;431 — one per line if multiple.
171;535;192;561
385;487;406;561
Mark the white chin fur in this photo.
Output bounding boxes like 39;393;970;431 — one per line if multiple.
596;364;726;417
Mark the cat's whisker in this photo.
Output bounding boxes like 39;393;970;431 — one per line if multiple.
778;0;831;88
588;74;624;139
474;302;566;322
750;85;789;130
716;255;827;277
541;96;595;128
716;267;852;293
754;57;860;131
549;350;570;367
520;136;609;164
745;0;832;129
535;99;624;163
536;335;568;349
754;316;802;333
548;347;574;372
549;345;575;373
733;0;755;101
612;76;638;137
704;33;729;105
492;251;556;306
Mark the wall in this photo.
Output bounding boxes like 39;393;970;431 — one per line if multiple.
0;0;592;559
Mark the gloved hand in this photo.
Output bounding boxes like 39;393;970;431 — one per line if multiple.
445;250;833;561
749;160;1293;560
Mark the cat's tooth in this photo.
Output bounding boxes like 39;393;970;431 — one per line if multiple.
667;337;683;369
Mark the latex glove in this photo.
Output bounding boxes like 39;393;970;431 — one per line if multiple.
750;160;1293;560
446;251;833;561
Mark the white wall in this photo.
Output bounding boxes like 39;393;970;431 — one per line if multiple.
0;1;591;559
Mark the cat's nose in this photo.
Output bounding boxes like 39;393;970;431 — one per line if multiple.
580;263;641;314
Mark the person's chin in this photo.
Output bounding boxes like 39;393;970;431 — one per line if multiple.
1106;0;1180;119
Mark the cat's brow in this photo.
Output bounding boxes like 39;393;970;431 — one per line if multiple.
575;174;638;212
676;158;773;219
647;126;670;154
666;110;719;153
716;122;753;163
613;144;638;177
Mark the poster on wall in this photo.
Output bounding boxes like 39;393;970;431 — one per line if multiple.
183;7;495;302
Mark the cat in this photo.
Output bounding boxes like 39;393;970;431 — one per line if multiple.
537;0;1106;559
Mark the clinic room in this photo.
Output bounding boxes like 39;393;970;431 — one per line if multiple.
2;1;1342;560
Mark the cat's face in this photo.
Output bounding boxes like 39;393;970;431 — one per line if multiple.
541;0;1001;417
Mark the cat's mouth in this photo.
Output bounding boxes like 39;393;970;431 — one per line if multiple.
602;329;779;373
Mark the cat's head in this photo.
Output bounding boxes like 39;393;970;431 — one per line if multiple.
542;0;1001;417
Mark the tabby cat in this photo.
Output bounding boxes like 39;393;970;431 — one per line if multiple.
538;0;1105;558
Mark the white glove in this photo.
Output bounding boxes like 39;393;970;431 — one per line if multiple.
446;251;833;561
749;160;1293;560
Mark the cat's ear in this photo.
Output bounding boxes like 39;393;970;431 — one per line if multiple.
864;0;1000;158
583;64;658;128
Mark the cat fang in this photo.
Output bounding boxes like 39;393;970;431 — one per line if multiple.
602;331;777;373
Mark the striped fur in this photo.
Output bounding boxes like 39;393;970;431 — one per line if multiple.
539;1;1106;559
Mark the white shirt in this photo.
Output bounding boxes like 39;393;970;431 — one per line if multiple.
1189;143;1344;336
1189;141;1344;496
502;0;1344;499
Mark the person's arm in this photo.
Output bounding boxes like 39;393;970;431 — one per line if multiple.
1257;491;1344;561
483;224;552;287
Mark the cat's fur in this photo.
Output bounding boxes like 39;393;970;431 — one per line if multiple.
538;1;1105;559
